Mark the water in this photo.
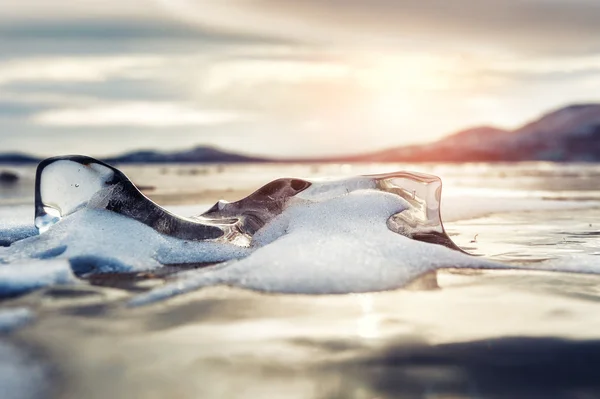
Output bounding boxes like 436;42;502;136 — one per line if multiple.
1;162;600;398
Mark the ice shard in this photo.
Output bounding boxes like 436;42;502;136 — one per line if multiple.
34;156;461;251
373;172;463;251
35;156;225;240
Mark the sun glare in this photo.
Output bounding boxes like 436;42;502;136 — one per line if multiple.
360;55;451;92
357;55;450;129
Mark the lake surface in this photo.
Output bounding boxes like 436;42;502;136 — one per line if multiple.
1;162;600;399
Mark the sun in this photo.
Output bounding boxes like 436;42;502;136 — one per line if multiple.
360;54;451;92
353;54;455;132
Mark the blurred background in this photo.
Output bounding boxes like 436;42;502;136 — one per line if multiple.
1;0;600;161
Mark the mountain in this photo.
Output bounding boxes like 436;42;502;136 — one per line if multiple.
0;146;271;165
1;103;599;164
506;104;600;161
349;103;600;162
345;126;512;162
0;153;40;164
105;146;271;164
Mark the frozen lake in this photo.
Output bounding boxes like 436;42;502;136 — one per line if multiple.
1;162;600;398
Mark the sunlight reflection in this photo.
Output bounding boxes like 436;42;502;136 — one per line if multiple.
356;294;381;339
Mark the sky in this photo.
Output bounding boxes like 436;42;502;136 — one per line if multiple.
1;0;600;158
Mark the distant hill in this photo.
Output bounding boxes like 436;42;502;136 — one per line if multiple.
105;146;272;164
0;146;272;165
346;103;600;162
0;153;40;164
1;103;600;164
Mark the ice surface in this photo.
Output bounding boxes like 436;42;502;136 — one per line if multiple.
0;340;49;399
441;196;596;223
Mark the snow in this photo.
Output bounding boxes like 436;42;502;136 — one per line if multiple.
0;307;34;333
0;260;76;298
1;208;250;274
1;168;599;302
129;190;505;306
0;205;36;246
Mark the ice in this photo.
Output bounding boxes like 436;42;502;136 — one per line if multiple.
200;170;462;249
35;157;461;248
2;209;250;274
5;156;461;271
130;190;503;305
3;155;600;302
35;157;117;232
441;196;595;223
35;156;227;241
0;260;76;298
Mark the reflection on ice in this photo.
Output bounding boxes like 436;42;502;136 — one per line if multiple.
356;294;381;339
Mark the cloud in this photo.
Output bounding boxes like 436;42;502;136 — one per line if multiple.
0;56;165;85
163;0;600;56
0;101;44;117
31;102;244;128
0;0;599;158
0;17;297;60
0;18;288;44
3;1;600;59
4;79;182;103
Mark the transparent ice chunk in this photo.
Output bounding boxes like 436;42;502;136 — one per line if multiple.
35;156;226;241
34;156;461;251
5;155;599;301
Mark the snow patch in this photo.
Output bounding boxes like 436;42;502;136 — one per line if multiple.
0;260;76;298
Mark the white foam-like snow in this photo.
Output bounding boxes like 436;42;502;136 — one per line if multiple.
0;308;34;333
0;205;36;246
1;208;250;273
164;199;598;234
164;197;598;226
0;260;76;298
1;183;599;302
130;190;505;306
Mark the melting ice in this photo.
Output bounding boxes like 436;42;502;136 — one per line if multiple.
0;155;595;303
